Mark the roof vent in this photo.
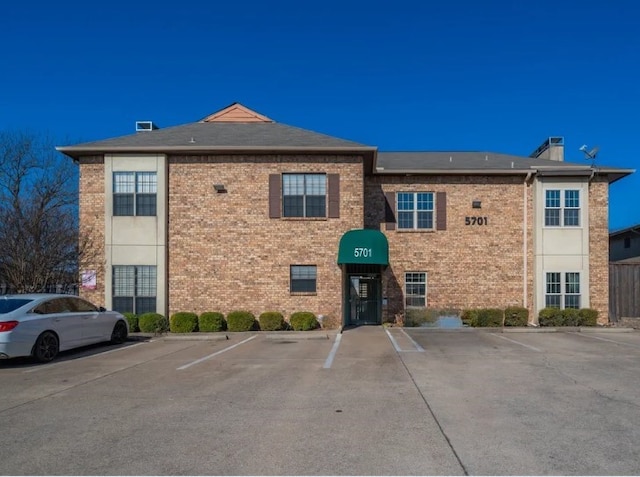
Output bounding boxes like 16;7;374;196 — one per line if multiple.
136;121;158;132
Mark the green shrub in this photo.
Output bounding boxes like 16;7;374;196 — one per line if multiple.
199;312;226;332
138;313;169;333
578;308;598;327
473;308;504;327
170;312;199;333
259;311;286;331
562;308;581;326
404;308;436;327
123;312;139;332
504;307;528;327
461;309;478;327
290;311;320;331
538;307;563;327
227;310;258;332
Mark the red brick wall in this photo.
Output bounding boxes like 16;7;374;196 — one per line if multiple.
365;175;532;321
77;157;106;307
589;178;609;324
167;154;364;322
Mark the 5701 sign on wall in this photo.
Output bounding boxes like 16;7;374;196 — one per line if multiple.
465;216;488;226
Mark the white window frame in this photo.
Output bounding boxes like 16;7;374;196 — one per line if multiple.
544;189;580;227
113;172;157;217
405;272;427;308
282;174;327;218
112;265;157;314
397;192;434;230
545;272;581;309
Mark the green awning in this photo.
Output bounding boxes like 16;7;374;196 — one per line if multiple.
337;229;389;265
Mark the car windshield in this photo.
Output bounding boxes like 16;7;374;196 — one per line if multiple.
0;298;34;314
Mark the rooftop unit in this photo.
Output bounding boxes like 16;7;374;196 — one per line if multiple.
530;136;564;162
135;121;158;132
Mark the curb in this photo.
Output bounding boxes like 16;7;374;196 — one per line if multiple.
405;327;636;333
128;330;338;341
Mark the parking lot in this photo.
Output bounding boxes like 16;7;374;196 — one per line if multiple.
1;327;640;475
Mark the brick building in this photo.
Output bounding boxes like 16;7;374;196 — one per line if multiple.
58;103;633;326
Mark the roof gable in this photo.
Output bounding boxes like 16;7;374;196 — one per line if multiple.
201;103;273;123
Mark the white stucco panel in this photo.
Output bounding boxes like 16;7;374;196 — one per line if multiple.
109;154;163;171
111;216;160;245
541;228;585;255
111;245;161;264
542;255;585;270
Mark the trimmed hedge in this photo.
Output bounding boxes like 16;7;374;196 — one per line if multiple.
473;308;503;327
138;313;169;333
259;311;286;331
227;310;258;332
123;312;139;332
538;307;563;327
404;308;436;327
199;312;226;332
578;308;598;326
461;309;478;327
170;312;199;333
290;311;320;331
562;308;581;326
504;307;528;327
539;307;599;326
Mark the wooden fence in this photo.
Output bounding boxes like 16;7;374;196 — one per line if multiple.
609;262;640;322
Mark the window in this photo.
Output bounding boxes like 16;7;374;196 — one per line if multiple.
405;272;427;307
397;192;434;230
545;272;580;309
544;189;580;227
113;172;157;216
290;265;317;293
112;266;157;314
624;237;631;248
282;174;326;218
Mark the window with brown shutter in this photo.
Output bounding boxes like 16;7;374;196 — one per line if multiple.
268;174;281;218
328;174;340;218
269;173;340;219
436;192;447;230
385;192;396;230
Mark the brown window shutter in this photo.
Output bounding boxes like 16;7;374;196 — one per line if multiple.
269;174;281;218
436;191;447;230
328;174;340;218
385;192;396;230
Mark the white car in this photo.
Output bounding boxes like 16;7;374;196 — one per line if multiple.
0;294;129;362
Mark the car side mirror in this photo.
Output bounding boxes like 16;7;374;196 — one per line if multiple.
99;307;106;312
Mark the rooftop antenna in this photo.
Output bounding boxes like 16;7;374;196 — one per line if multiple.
579;144;599;165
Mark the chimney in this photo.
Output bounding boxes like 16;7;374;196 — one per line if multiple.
530;137;564;162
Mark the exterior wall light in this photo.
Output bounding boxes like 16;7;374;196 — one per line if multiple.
214;184;227;193
472;200;481;209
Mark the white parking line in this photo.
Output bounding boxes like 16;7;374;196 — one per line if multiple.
385;328;424;352
24;342;147;373
400;328;425;352
323;333;342;369
492;334;542;352
177;335;257;370
385;328;402;352
570;332;640;349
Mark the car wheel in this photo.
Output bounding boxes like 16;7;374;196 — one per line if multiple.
110;321;128;344
33;331;59;363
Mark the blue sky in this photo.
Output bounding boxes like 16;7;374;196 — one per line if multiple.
1;0;638;231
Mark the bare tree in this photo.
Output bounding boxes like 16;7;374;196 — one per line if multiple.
0;131;95;294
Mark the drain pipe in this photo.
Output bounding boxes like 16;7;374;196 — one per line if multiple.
523;172;533;316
